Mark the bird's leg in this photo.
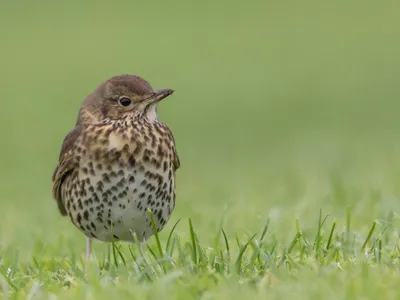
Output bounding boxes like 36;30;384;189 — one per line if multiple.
84;237;92;276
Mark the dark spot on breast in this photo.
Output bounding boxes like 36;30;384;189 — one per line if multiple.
76;213;82;225
83;210;89;221
77;199;83;210
119;160;125;168
117;181;124;189
129;176;135;183
97;181;104;192
133;142;143;155
94;149;101;160
151;158;157;166
93;193;100;203
150;132;157;148
122;144;129;152
82;167;88;174
102;173;111;183
154;124;163;135
128;155;136;167
163;161;168;172
156;210;163;221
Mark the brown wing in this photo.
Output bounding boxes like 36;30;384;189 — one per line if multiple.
173;147;180;171
52;126;82;216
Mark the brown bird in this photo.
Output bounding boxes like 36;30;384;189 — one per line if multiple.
52;74;180;263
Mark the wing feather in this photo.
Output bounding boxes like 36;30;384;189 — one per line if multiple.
52;126;82;215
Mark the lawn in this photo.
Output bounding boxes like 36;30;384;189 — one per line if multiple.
1;0;400;299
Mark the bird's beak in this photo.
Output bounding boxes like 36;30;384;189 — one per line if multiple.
146;89;174;104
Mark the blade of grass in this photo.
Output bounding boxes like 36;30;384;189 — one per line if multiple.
189;218;198;265
287;232;301;254
111;240;118;269
128;245;137;261
315;210;330;255
221;228;230;257
260;219;270;244
147;209;163;257
113;243;126;267
166;218;181;252
326;221;336;251
361;221;376;250
235;233;256;274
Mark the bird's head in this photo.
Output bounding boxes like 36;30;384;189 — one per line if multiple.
77;74;174;125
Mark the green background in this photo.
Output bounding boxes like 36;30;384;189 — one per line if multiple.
1;0;400;298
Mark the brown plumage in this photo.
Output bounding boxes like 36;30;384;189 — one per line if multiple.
52;74;180;262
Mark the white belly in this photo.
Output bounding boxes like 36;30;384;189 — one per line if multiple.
68;158;175;243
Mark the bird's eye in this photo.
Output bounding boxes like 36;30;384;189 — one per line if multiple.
119;97;132;107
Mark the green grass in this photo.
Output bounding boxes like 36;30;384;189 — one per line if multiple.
1;212;400;299
1;0;400;299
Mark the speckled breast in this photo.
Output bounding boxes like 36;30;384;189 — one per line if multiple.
62;120;178;242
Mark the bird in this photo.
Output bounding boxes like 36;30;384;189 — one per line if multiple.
52;74;180;265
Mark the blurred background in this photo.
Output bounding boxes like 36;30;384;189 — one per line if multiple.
1;0;400;259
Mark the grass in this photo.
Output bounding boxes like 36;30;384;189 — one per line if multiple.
1;0;400;299
1;211;400;299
